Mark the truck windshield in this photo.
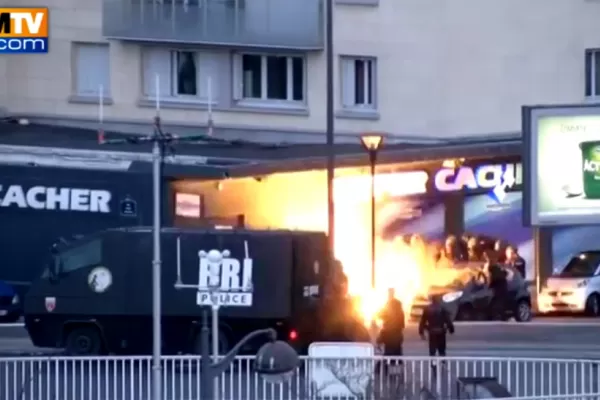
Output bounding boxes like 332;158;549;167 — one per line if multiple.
559;251;600;278
56;239;102;274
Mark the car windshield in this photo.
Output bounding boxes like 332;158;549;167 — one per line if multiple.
558;252;600;278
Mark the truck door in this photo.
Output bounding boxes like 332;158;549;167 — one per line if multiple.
45;233;124;315
291;234;331;342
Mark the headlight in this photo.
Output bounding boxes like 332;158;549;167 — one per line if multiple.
442;291;463;303
577;280;589;288
11;295;19;305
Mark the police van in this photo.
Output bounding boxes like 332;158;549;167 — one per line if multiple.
24;227;339;355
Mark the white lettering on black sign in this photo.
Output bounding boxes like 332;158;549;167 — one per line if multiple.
434;163;522;192
0;185;111;212
196;244;254;307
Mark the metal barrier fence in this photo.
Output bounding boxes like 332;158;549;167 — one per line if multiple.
1;355;599;399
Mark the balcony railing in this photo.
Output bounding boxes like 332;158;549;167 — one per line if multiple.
103;0;324;50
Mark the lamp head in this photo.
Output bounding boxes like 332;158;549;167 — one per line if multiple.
254;340;300;384
360;133;384;152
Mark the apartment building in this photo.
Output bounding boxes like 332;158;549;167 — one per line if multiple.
1;0;600;142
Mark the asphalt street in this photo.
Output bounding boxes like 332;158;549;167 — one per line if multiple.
1;319;599;399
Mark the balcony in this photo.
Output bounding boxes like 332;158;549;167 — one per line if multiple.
103;0;324;50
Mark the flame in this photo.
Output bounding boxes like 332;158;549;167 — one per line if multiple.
284;172;463;327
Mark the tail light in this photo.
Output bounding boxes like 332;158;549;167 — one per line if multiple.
288;330;298;341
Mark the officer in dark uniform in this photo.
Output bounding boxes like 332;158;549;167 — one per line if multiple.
494;240;507;263
376;288;405;378
418;294;455;359
487;254;509;319
505;245;526;280
443;235;459;261
378;288;405;357
467;236;483;262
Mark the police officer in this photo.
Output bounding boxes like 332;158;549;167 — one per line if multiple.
494;240;507;263
467;236;483;262
418;294;455;359
505;245;526;280
378;288;405;357
487;254;508;319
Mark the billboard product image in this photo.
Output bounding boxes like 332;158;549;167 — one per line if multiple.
523;105;600;226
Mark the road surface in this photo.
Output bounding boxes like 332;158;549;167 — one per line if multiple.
1;319;599;399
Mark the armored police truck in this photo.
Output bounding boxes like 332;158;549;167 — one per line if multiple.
24;226;337;356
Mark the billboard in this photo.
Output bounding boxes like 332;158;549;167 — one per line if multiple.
523;104;600;226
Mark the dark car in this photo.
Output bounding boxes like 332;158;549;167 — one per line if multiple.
411;262;532;322
0;280;21;323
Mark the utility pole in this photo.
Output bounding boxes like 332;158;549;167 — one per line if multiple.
98;76;173;400
325;0;336;256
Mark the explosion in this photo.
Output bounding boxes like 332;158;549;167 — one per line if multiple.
281;171;464;327
340;235;462;326
330;176;463;327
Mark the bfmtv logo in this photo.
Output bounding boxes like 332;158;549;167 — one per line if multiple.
0;8;49;54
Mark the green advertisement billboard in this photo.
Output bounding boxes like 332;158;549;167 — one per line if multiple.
524;105;600;226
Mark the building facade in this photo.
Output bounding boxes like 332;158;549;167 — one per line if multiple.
1;0;600;142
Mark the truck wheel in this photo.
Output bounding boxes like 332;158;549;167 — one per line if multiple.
65;326;102;355
585;294;600;316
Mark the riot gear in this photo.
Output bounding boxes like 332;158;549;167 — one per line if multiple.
505;246;526;280
378;288;405;356
418;295;454;357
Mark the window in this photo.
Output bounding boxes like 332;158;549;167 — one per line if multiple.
142;48;219;101
559;251;600;278
233;54;305;103
340;57;376;109
58;240;102;273
585;50;600;98
175;193;201;218
73;43;110;97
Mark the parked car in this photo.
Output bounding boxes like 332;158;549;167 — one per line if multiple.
538;250;600;316
411;262;532;322
0;281;21;323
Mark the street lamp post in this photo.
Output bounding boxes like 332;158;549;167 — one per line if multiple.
102;115;168;400
196;309;299;400
360;133;384;289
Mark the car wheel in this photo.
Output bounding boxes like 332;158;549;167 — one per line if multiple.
585;294;600;317
65;326;102;356
514;300;532;322
0;312;20;323
456;305;474;321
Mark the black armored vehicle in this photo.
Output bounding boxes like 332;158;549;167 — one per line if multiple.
24;226;344;355
411;262;532;322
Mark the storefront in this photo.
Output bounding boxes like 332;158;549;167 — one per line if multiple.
168;124;600;296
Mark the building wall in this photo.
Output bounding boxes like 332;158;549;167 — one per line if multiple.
3;0;600;140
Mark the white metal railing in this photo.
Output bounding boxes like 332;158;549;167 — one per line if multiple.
482;395;600;400
0;355;599;399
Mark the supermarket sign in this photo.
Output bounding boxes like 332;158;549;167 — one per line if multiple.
434;163;522;194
